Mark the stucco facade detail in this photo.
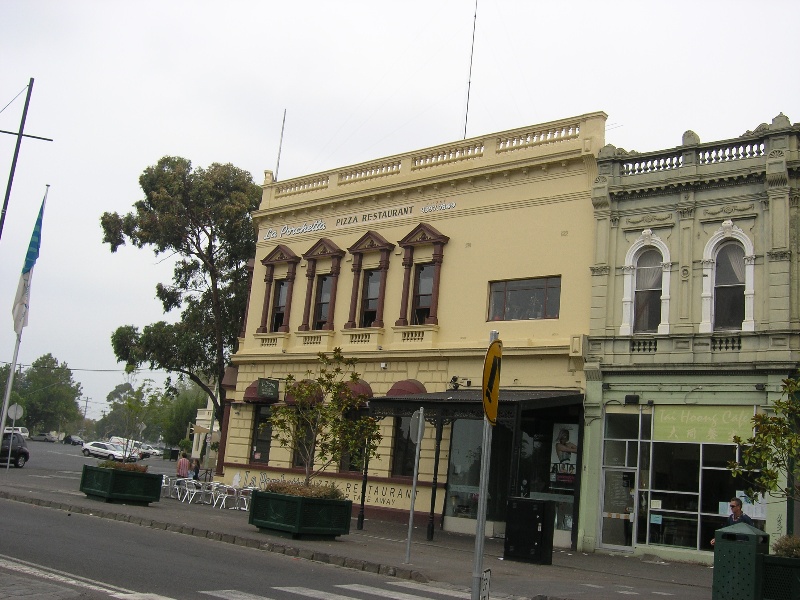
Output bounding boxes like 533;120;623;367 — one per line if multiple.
219;113;606;543
584;113;800;563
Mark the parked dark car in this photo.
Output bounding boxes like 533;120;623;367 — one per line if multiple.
63;435;84;446
0;432;30;468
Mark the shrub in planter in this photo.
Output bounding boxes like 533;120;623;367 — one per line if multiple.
97;460;149;473
249;349;379;537
773;534;800;558
80;462;162;504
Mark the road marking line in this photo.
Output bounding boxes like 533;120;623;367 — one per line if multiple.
388;581;471;598
276;586;362;600
338;584;429;600
112;595;177;599
652;593;674;596
200;591;275;600
581;584;604;588
0;555;132;595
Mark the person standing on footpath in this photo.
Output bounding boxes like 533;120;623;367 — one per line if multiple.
176;452;190;478
711;497;754;546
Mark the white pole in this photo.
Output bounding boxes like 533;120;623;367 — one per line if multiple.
471;330;498;600
405;406;425;564
0;333;21;442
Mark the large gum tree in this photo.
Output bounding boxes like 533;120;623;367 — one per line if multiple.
100;156;262;422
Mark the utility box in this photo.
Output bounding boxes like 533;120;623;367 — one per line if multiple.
503;498;555;565
712;522;769;600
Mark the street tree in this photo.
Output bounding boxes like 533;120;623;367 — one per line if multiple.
100;156;261;422
13;354;82;434
730;374;800;502
269;348;381;486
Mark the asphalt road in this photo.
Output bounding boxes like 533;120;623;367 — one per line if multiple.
0;499;478;600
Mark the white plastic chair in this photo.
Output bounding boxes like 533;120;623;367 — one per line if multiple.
183;479;203;503
221;485;239;509
237;487;252;511
200;481;218;505
212;485;231;508
174;478;190;502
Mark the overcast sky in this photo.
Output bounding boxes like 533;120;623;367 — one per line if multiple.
1;0;798;421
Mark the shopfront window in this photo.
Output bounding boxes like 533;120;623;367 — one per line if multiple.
251;406;272;464
514;419;579;533
601;405;762;552
443;420;512;523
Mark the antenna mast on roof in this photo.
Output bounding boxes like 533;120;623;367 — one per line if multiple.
274;109;287;181
463;0;479;140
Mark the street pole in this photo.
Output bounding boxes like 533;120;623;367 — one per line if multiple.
471;330;499;600
1;78;33;242
357;436;371;530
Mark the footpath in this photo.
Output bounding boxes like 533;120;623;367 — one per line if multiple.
0;464;713;600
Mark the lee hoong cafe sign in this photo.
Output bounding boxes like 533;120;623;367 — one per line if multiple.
260;201;458;241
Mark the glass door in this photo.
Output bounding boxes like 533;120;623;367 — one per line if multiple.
601;469;636;549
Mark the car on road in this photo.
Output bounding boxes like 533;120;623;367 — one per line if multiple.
0;432;30;467
139;444;162;458
30;432;58;442
3;426;29;439
63;435;84;446
82;441;137;462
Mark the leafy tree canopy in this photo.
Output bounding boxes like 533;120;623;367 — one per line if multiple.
1;354;82;434
270;348;381;486
730;375;800;502
100;156;262;421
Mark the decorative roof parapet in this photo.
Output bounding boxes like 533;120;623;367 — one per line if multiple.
596;113;798;194
257;111;608;211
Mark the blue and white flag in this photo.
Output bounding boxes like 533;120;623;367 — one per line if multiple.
12;190;47;335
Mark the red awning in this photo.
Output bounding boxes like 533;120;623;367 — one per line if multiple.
386;379;427;396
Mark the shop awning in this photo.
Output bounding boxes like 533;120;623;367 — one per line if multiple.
369;388;583;425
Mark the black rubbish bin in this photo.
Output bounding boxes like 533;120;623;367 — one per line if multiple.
168;448;179;461
503;497;555;565
712;522;769;600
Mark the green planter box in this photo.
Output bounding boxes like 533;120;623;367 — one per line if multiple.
249;490;352;538
79;465;162;504
759;555;800;600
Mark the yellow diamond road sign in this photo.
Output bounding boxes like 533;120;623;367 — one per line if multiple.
482;339;502;426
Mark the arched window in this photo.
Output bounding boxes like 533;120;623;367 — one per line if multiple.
619;229;671;336
634;249;663;333
713;242;746;331
699;220;755;333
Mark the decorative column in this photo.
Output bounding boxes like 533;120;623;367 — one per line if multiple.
395;246;414;326
239;259;254;338
345;253;363;329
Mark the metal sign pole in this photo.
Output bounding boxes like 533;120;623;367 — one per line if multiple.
405;406;425;564
472;330;499;600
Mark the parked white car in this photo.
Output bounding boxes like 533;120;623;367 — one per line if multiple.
140;444;162;457
82;441;137;462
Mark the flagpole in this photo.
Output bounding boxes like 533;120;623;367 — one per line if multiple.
0;333;22;445
2;185;48;440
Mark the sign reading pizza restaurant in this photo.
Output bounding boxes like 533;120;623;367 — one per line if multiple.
261;201;457;241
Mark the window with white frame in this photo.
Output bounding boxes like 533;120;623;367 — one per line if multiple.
619;230;671;336
699;220;755;334
634;250;662;333
713;242;745;331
